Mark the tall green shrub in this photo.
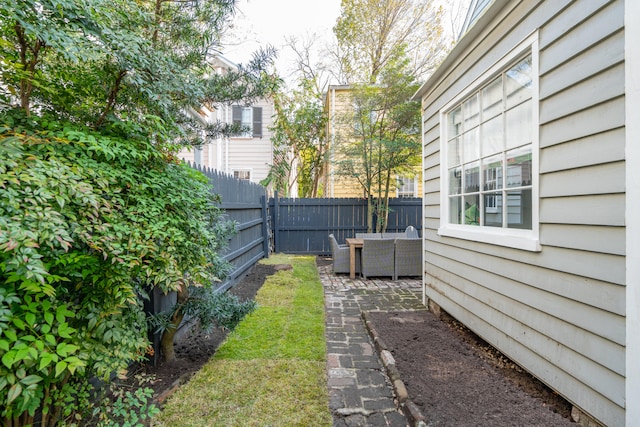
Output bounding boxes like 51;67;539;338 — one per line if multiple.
0;112;234;425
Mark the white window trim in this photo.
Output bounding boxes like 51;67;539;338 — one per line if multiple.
438;31;541;252
397;175;418;197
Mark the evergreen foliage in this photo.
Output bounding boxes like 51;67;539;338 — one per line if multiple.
0;0;277;424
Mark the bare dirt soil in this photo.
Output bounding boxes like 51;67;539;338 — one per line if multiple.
141;257;574;426
367;310;574;426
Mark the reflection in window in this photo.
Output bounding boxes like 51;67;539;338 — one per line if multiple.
484;192;502;226
450;196;462;224
445;53;533;230
449;167;462;195
507;189;532;229
464;194;480;226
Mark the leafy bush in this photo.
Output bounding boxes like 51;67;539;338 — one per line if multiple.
87;374;160;427
0;112;234;425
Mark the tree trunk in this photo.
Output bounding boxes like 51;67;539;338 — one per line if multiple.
14;22;44;116
160;286;189;363
160;312;184;363
367;195;374;233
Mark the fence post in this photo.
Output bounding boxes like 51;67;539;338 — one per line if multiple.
261;194;269;258
273;191;280;253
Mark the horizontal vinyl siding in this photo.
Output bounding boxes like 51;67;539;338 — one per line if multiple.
420;1;625;425
227;139;272;182
540;224;625;256
541;161;625;197
425;259;625;397
425;269;624;425
228;99;274;183
540;127;625;172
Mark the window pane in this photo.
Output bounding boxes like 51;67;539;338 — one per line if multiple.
505;100;532;149
481;76;502;120
397;175;415;197
462;127;479;163
482;155;503;191
480;115;503;157
463;161;480;193
241;107;253;137
483;192;503;227
449;196;462;224
463;94;479;129
233;170;251;180
449;167;462;195
507;189;532;229
464;194;480;225
448;137;461;167
448;106;462;139
506;146;532;188
505;55;533;109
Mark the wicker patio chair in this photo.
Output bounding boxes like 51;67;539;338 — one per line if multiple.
361;238;395;280
405;225;419;238
355;233;383;239
394;238;422;279
328;234;360;274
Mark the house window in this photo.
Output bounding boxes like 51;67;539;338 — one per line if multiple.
233;169;251;181
232;106;262;138
397;175;417;198
439;33;540;251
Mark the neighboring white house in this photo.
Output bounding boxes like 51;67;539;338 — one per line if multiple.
414;1;638;425
178;56;275;185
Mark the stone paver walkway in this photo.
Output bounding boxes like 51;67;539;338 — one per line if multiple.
319;263;424;427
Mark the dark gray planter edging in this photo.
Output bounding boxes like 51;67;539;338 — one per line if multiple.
361;311;428;427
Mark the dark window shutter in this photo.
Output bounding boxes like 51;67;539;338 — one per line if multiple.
232;105;242;126
252;107;262;138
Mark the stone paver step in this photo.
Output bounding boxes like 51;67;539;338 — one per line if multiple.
320;263;422;427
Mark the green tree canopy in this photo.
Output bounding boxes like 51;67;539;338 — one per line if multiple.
265;79;328;198
333;0;447;84
335;56;422;232
0;1;277;423
0;0;279;146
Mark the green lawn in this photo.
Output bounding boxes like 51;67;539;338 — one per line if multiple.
152;254;331;427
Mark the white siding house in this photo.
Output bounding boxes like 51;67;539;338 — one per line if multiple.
178;56;274;185
414;1;638;425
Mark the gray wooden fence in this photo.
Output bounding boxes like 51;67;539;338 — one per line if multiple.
198;165;270;292
147;165;422;362
270;196;422;255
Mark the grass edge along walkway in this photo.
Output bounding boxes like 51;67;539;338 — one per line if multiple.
152;254;332;427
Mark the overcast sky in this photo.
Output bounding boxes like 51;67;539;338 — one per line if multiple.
222;0;342;74
221;0;471;85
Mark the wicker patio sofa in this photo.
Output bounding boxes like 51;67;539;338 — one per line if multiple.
381;232;407;239
355;232;383;239
361;238;395;279
394;238;422;279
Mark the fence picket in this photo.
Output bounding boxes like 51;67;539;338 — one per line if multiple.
269;197;422;255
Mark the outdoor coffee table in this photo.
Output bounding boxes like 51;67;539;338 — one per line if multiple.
345;238;363;279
